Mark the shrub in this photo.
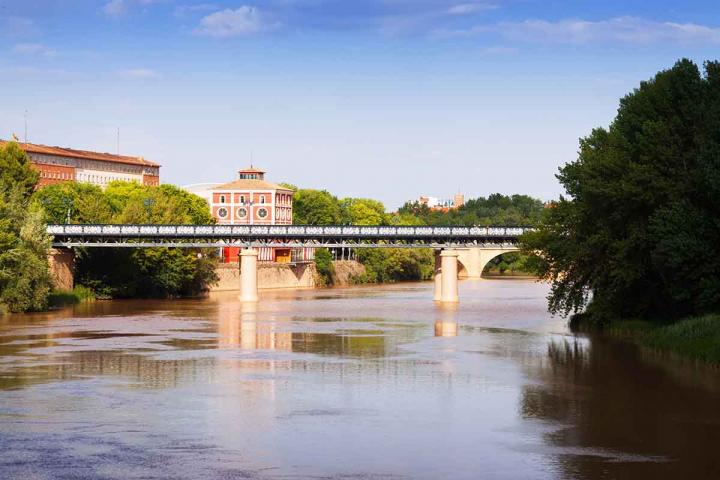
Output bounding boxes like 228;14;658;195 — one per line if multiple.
47;290;82;308
314;249;334;286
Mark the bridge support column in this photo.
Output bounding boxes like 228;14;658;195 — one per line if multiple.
440;250;459;303
433;249;442;301
49;248;75;291
238;249;259;303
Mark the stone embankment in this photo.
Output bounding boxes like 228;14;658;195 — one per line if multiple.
330;261;366;285
212;260;365;291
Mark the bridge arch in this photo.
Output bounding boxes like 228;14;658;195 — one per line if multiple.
457;259;468;279
456;247;520;278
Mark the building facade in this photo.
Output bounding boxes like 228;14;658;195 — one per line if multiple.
1;140;161;188
418;194;465;212
208;167;312;263
210;167;293;226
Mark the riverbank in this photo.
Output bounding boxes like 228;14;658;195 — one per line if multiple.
211;260;366;292
572;313;720;366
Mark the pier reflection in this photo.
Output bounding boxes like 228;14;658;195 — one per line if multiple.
434;303;458;337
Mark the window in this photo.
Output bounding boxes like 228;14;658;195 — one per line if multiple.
220;195;226;204
237;207;247;219
240;195;245;204
260;195;266;204
257;207;268;219
217;207;228;218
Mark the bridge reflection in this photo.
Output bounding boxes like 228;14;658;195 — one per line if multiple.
0;298;454;391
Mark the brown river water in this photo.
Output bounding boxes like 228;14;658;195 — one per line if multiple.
1;279;720;479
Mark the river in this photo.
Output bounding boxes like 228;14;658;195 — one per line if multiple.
1;279;719;479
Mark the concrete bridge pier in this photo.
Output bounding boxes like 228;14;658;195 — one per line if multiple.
238;249;259;302
49;248;75;291
433;250;442;301
440;249;459;303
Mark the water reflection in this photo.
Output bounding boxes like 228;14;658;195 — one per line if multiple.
521;336;720;479
2;282;720;479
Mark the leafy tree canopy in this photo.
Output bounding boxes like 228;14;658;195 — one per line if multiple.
0;142;39;198
292;189;343;225
522;59;720;323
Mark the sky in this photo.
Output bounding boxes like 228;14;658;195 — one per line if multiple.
1;1;719;209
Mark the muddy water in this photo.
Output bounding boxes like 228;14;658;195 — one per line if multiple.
1;279;720;479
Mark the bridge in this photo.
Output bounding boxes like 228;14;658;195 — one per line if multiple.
47;224;532;305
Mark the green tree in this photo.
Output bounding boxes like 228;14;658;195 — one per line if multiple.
32;183;111;224
0;187;53;312
522;59;720;322
314;248;335;286
340;198;389;225
0;142;39;197
293;189;343;225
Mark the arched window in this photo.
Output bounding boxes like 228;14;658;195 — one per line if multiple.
240;195;245;204
220;195;226;204
260;195;266;204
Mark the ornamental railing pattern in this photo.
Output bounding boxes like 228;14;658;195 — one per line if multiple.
47;224;532;238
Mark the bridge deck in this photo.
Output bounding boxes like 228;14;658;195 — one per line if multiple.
47;224;532;248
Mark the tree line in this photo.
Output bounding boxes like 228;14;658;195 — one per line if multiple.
285;186;544;283
522;59;720;325
0;142;219;313
37;180;219;300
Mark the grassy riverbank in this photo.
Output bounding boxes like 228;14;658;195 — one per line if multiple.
47;286;97;309
571;314;720;366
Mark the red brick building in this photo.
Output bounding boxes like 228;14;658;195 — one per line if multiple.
0;140;161;188
210;167;311;263
210;167;293;226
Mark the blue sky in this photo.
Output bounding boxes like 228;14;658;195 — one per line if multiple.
1;1;719;208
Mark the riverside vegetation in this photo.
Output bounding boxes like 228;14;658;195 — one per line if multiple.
0;141;219;313
522;59;720;364
285;185;544;285
0;140;541;313
36;180;219;300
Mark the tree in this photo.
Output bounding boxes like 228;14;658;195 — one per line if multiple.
340;198;389;225
0;142;39;197
314;248;334;286
0;186;53;312
32;183;111;224
293;189;343;225
522;59;720;323
71;181;218;298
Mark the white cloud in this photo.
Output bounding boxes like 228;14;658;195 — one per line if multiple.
433;16;720;44
13;43;57;57
377;13;434;38
195;7;277;38
104;0;127;18
121;69;158;78
445;4;499;16
174;4;218;18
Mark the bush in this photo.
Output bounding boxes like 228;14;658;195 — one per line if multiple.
0;247;52;312
48;290;82;308
314;249;334;286
356;248;433;283
72;285;97;301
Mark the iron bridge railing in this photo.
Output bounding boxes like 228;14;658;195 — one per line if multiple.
46;224;533;248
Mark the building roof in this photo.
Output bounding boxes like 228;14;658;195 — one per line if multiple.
0;140;162;168
211;178;293;191
238;167;265;174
